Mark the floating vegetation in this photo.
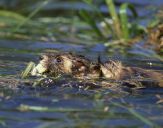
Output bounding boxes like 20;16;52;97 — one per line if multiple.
21;60;60;86
21;61;35;79
17;104;97;112
111;102;160;128
16;101;159;128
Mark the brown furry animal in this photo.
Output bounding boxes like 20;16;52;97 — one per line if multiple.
31;52;163;87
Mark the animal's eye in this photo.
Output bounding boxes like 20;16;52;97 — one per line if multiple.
56;57;62;63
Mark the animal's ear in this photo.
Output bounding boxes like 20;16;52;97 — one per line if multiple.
98;55;101;64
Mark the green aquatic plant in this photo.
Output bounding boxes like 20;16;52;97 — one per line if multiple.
14;0;49;32
0;0;53;40
21;62;35;79
0;10;26;21
0;118;6;127
111;102;160;128
80;0;146;42
0;0;49;31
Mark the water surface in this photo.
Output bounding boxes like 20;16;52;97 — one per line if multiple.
0;0;163;128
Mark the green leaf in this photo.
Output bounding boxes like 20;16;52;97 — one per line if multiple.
0;10;26;21
21;62;35;79
112;102;159;127
79;10;104;37
82;0;113;35
106;0;122;39
14;0;49;32
83;0;93;5
119;3;138;41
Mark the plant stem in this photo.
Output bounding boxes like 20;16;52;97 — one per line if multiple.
106;0;122;39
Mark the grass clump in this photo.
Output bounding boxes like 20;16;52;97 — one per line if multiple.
80;0;145;43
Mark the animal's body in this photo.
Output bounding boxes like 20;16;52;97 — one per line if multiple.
31;52;163;87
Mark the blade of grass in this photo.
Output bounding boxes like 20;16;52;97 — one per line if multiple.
111;102;159;127
79;10;104;37
13;0;49;32
17;104;102;112
83;0;93;5
0;118;6;127
128;108;156;127
83;0;106;20
105;0;122;39
0;10;26;21
82;0;113;37
119;3;137;41
21;62;35;79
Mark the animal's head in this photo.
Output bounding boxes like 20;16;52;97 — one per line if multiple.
100;60;122;79
31;53;74;76
31;53;90;77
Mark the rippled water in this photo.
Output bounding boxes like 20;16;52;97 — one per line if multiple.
0;0;163;128
0;39;163;128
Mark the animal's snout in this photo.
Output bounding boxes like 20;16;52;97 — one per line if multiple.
31;63;47;76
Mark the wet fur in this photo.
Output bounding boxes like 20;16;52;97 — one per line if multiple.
34;52;163;87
